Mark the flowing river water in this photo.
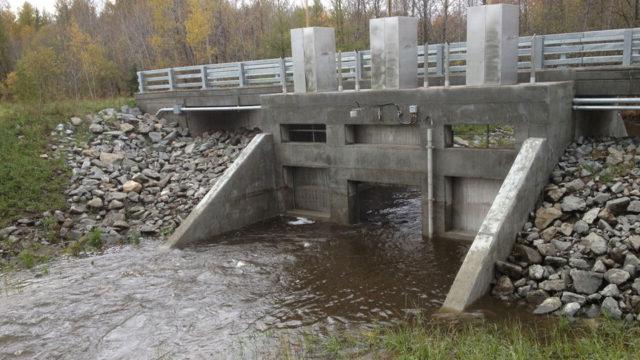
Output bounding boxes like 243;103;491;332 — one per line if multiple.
1;186;478;359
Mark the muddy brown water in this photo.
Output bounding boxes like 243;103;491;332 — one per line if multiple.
1;186;496;359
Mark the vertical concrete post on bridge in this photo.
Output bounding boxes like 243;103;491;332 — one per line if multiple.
290;27;337;93
466;4;519;86
369;16;418;90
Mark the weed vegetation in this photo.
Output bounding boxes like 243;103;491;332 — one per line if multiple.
0;99;132;272
0;99;133;228
305;317;640;359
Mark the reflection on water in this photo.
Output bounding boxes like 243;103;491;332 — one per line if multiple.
0;185;470;359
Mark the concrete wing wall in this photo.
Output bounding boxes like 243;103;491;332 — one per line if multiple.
167;133;278;248
442;137;550;312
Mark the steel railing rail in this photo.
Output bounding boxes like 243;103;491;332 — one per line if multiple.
155;105;262;117
572;97;640;110
138;27;640;94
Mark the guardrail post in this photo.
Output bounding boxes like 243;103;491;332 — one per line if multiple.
423;42;429;88
530;35;537;83
200;65;208;89
337;51;343;91
238;62;245;87
355;50;361;91
167;68;175;91
444;43;450;87
532;35;544;70
279;58;287;93
623;29;633;66
137;71;144;94
435;44;444;76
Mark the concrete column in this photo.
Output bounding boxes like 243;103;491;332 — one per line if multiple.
370;16;418;90
466;4;519;86
290;27;337;93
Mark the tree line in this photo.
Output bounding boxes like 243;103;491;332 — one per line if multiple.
0;0;638;102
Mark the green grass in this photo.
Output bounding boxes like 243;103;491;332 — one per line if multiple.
87;227;103;249
0;98;133;228
311;317;640;359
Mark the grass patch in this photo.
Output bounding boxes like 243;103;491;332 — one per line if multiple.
127;231;141;246
87;227;103;249
0;98;133;228
312;317;640;359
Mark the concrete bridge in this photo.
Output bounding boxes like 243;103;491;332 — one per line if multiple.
136;5;640;313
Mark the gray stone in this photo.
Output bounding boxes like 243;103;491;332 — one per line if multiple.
526;289;549;305
88;123;104;133
148;132;163;143
628;200;640;213
70;117;82;126
120;123;135;132
566;179;585;192
600;284;620;298
142;168;161;180
540;279;567;292
632;278;640;294
606;197;631;214
536;243;558;257
108;200;124;210
561;291;586;305
604;269;630;285
583;207;600;224
545;256;568;267
610;182;625;193
559;223;573;236
515;244;542;264
563;302;581;317
607;147;625;165
601;297;622;319
628;235;640;251
533;297;562;315
568;258;590;270
570;269;603;294
535;207;562;229
592;260;607;273
562;195;587;212
87;197;103;209
582;232;608;255
529;264;546;280
495;260;523;279
574;220;590;235
594;192;610;205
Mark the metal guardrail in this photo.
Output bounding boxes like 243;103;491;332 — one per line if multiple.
137;27;640;94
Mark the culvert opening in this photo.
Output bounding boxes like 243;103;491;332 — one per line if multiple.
350;182;422;232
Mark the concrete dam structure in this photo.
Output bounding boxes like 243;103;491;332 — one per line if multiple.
136;4;640;312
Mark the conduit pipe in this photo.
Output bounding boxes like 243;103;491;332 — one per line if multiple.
155;105;262;117
426;127;434;238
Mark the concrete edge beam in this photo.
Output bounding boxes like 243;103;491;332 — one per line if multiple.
441;137;549;312
166;133;278;248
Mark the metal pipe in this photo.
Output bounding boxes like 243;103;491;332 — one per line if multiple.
573;105;640;111
426;127;434;238
573;98;640;104
155;105;262;117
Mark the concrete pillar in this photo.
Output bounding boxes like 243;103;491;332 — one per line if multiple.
466;4;519;86
290;27;337;93
370;16;418;90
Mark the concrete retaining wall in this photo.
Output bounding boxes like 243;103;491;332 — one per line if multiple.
442;137;550;312
167;133;278;248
